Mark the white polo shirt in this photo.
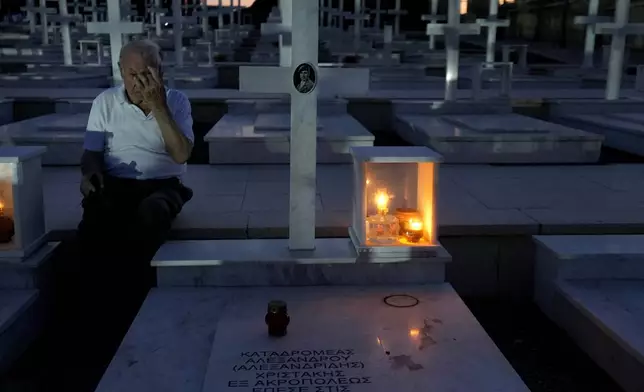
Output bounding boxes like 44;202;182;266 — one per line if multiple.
83;85;194;180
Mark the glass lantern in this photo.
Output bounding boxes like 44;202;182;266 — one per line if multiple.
349;146;442;258
0;146;47;260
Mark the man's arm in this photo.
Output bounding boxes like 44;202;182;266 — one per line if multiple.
152;91;194;164
81;96;107;176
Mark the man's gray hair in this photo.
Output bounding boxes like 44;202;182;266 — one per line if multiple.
119;39;163;67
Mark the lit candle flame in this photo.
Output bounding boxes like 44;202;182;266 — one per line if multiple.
409;219;423;231
374;189;390;213
409;328;420;338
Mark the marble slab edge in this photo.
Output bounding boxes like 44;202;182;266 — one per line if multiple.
0;290;43;374
551;281;644;392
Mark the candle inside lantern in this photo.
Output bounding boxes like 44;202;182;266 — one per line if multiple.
0;199;14;244
404;218;424;243
375;190;390;214
366;188;400;244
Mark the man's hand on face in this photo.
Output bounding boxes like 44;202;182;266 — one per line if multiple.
80;171;104;197
134;66;166;111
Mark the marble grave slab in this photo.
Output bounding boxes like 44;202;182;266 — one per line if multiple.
555;113;644;157
395;113;602;164
199;285;530;392
205;104;374;164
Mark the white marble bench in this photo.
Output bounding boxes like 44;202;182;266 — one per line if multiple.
394;102;602;163
534;235;644;392
204;99;375;164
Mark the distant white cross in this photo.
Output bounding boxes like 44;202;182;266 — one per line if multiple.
238;0;368;251
50;0;82;65
346;0;369;52
387;0;407;37
22;0;56;45
574;0;611;69
426;0;480;101
594;0;644;100
477;0;510;64
195;0;214;37
22;0;37;34
87;0;144;85
217;0;224;28
421;0;443;50
160;0;199;67
370;0;386;30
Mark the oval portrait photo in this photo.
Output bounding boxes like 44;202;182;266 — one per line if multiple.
293;63;317;94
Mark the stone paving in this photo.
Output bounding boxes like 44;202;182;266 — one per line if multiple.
44;164;644;239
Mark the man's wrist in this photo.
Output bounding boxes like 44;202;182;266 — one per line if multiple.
152;101;170;115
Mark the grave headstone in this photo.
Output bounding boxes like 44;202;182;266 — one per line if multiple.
477;0;510;64
347;0;369;52
238;0;370;250
421;0;444;50
86;0;144;84
50;0;82;65
387;0;407;37
426;0;480;100
573;0;611;69
594;0;644;99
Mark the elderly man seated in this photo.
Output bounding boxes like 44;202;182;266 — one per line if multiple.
78;39;193;271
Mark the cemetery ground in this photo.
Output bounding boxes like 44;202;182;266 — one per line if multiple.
0;124;637;392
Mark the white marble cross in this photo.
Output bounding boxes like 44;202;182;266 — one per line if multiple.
239;0;320;250
574;0;611;69
22;0;55;45
162;0;198;67
150;0;164;36
594;0;644;100
216;0;224;28
387;0;407;37
172;0;185;67
338;0;346;29
49;0;82;65
426;0;480;101
320;0;330;27
22;0;37;34
370;0;386;30
195;0;214;37
86;0;144;85
238;0;367;251
477;0;510;64
346;0;369;52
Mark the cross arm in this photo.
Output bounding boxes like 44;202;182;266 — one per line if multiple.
86;21;144;35
421;14;445;22
21;6;56;14
49;14;84;23
239;66;292;94
426;23;480;36
476;17;510;27
573;15;611;25
160;15;199;24
346;14;370;21
594;23;644;36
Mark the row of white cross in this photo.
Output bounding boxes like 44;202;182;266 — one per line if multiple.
11;0;644;250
